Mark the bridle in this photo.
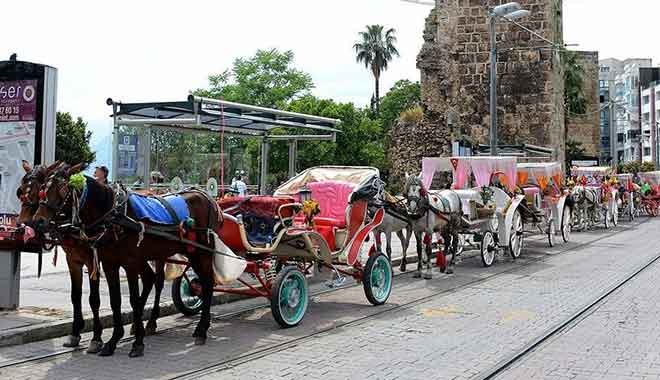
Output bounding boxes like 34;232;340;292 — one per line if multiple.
405;178;430;220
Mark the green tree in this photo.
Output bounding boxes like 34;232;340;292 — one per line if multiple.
378;80;421;131
563;51;587;115
354;25;400;114
194;48;314;108
55;112;95;165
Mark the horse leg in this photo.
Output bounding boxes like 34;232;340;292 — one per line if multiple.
63;257;84;348
374;231;383;255
127;268;146;358
423;233;433;279
99;263;124;357
191;257;214;345
146;261;165;336
399;228;411;272
385;231;393;261
445;230;457;275
86;273;104;353
413;231;423;278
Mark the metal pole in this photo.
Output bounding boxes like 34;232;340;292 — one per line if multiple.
610;99;617;167
489;15;498;156
287;139;297;178
260;138;269;195
111;103;118;183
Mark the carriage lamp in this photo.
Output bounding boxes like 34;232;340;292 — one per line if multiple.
299;187;312;202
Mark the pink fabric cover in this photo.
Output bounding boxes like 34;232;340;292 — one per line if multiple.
451;159;471;190
470;159;495;188
308;181;355;227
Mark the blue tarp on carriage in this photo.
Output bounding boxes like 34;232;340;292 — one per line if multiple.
128;194;189;225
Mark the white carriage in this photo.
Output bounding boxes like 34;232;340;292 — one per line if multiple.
421;156;525;267
615;173;639;221
570;166;618;230
516;162;572;247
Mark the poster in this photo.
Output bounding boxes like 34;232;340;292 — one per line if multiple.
0;80;37;225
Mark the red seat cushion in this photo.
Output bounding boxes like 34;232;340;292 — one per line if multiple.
313;224;336;251
307;181;355;229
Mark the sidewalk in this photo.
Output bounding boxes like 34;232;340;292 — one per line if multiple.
0;232;553;348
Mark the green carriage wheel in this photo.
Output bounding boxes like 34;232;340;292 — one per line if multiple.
363;253;393;306
271;266;309;328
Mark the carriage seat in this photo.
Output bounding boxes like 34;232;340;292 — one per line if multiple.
128;193;189;225
306;181;355;229
218;196;296;246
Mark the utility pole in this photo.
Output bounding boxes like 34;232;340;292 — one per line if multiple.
609;100;617;167
489;15;498;156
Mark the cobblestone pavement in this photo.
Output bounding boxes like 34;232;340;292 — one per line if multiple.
0;219;656;380
495;238;660;380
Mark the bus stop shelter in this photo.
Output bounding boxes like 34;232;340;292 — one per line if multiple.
107;95;341;194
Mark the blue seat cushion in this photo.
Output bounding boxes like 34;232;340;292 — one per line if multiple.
128;194;190;225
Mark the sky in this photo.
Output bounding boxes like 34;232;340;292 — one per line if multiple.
4;0;660;146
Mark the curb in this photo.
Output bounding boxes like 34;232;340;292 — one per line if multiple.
0;292;247;348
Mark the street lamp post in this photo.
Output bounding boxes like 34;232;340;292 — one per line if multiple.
488;2;530;156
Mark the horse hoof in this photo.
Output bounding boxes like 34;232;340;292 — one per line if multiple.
145;324;157;336
439;266;446;273
445;267;454;275
413;271;422;278
423;273;432;280
62;335;81;348
129;344;144;358
194;337;206;346
98;343;115;357
400;263;407;272
86;340;104;354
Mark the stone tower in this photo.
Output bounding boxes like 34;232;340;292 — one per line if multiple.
391;0;565;180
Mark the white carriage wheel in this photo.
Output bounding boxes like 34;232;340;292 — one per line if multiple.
561;206;572;243
455;234;465;256
480;231;496;267
547;219;555;247
509;210;523;259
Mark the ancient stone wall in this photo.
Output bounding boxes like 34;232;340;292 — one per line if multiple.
391;0;565;181
566;51;600;157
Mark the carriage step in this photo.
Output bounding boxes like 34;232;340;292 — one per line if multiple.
325;275;347;288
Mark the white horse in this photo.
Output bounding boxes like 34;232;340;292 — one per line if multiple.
374;193;412;268
403;174;463;278
571;185;599;230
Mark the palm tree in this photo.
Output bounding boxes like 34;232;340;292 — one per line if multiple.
354;25;400;114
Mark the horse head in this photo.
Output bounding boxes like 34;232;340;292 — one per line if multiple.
16;160;62;226
404;173;428;218
33;163;86;232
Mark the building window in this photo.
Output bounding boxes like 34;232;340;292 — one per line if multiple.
645;147;651;156
644;95;650;105
644;113;651;123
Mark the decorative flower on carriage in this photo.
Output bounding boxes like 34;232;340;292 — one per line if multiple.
302;199;321;226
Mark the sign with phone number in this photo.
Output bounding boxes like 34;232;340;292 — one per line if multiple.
0;80;37;122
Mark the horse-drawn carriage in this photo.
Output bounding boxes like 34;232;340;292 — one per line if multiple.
516;162;572;247
420;156;525;267
171;166;393;327
570;166;618;230
638;171;660;217
616;173;640;221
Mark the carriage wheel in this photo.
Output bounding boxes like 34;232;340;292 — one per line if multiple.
509;210;523;259
480;231;497;267
561;206;572;243
547;219;556;247
363;253;393;306
171;270;203;316
271;266;309;328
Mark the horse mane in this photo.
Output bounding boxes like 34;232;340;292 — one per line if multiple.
82;176;115;215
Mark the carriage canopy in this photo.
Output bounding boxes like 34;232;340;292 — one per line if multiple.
274;166;380;196
517;162;563;191
572;166;615;186
421;156;517;191
639;171;660;186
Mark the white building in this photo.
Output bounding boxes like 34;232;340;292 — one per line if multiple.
641;83;660;163
599;58;653;164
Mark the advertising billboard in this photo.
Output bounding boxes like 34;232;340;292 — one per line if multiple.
0;60;57;227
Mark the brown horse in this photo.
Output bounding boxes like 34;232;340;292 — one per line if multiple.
34;164;220;357
19;162;164;354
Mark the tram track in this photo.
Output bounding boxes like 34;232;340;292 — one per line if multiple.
0;219;648;375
